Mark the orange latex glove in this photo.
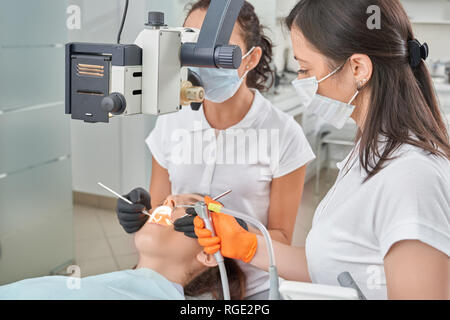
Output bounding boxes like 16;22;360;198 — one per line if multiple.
194;212;257;263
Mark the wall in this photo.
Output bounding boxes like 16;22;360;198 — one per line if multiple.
0;0;73;284
402;0;450;61
69;0;159;197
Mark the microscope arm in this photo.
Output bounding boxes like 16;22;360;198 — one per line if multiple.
180;0;244;69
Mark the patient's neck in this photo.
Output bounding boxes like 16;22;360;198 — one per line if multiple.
135;254;198;287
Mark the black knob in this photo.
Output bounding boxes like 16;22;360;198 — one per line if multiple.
146;12;166;27
190;102;202;111
101;93;126;115
214;45;242;69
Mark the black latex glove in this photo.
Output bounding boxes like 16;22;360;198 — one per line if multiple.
116;187;151;234
174;207;249;239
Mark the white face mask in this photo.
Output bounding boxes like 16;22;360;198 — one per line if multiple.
189;47;255;103
291;63;359;129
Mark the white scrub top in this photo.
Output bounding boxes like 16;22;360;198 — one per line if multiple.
147;89;315;297
306;142;450;300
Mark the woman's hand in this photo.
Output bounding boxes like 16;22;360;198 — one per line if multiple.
174;206;249;239
173;207;198;239
194;212;257;263
116;188;151;233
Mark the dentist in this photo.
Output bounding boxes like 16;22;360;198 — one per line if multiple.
194;0;450;300
116;0;315;299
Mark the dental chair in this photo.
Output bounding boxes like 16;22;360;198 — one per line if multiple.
279;281;360;300
186;282;360;300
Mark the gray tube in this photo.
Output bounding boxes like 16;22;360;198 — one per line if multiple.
217;261;230;300
220;208;280;300
337;272;367;300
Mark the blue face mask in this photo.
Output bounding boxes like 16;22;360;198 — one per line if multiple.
189;47;255;103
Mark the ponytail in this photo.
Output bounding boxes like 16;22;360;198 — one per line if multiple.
236;3;274;92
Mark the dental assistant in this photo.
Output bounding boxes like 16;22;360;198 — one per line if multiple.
115;0;315;299
194;0;450;300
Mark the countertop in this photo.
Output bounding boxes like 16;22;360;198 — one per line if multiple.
435;82;450;93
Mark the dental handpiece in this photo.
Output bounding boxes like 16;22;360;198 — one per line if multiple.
194;201;230;300
176;190;232;217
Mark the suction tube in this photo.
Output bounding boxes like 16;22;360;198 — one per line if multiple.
195;201;281;300
219;208;281;300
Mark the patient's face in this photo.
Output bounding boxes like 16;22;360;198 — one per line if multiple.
134;194;204;263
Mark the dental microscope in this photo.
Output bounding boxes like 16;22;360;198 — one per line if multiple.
65;0;244;123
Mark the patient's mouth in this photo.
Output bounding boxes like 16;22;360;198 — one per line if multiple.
147;206;174;227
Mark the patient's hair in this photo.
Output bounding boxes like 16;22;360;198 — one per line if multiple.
184;258;246;300
181;194;246;299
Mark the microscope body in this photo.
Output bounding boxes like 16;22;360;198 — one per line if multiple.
65;27;201;123
134;26;201;116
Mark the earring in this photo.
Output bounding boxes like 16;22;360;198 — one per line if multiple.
357;78;368;90
246;65;250;69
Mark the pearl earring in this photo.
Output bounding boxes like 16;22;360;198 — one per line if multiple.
357;78;368;90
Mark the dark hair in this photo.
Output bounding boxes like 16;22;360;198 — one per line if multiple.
186;0;274;92
184;258;246;300
286;0;450;180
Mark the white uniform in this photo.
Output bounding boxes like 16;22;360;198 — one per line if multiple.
147;90;315;297
306;142;450;300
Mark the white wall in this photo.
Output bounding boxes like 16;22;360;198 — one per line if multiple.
401;0;450;22
69;0;156;196
410;23;450;61
402;0;450;61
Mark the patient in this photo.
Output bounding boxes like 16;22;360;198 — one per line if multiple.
0;194;246;300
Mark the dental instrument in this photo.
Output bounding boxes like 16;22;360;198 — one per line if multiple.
176;189;232;214
194;201;230;300
175;205;194;208
97;182;156;222
212;189;232;201
193;191;281;300
175;190;231;215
